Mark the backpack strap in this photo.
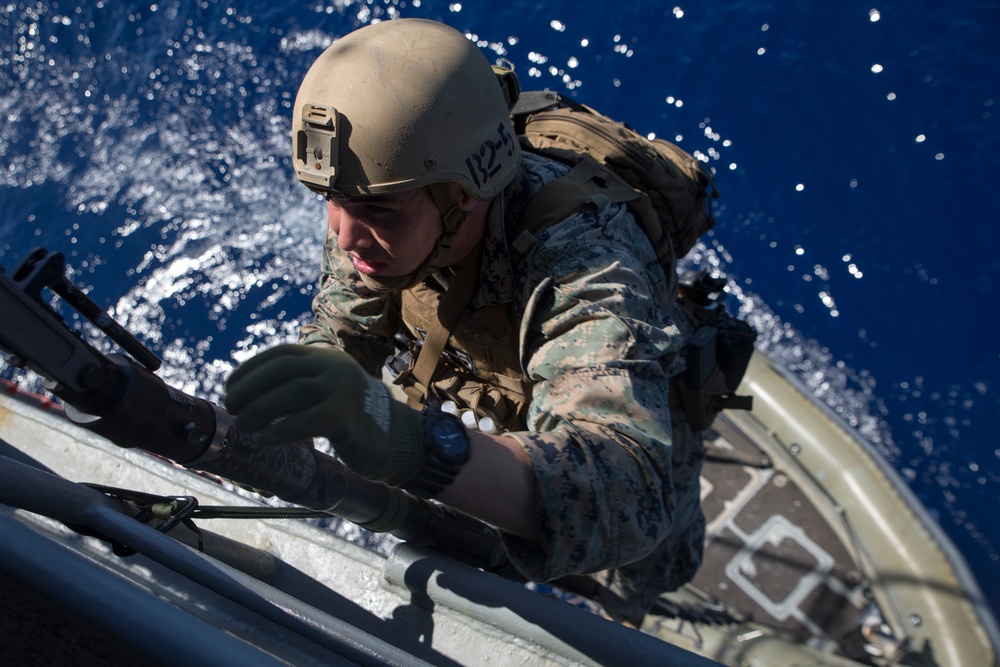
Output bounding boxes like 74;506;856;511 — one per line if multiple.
510;154;641;262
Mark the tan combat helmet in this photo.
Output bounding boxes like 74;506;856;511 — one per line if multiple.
292;19;520;202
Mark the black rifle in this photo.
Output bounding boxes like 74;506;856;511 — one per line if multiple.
0;247;506;570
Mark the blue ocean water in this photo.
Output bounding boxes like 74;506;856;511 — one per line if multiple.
2;0;998;623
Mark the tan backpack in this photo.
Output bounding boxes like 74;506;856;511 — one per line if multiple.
507;89;719;283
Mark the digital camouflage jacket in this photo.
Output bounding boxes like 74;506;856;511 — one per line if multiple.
300;152;706;620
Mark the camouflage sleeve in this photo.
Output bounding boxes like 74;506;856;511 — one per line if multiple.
500;202;687;582
298;226;398;376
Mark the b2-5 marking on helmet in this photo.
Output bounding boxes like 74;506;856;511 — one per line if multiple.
465;123;515;189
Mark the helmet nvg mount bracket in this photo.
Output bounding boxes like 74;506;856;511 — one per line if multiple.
296;103;340;193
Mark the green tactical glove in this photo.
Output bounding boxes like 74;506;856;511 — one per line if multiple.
224;343;425;486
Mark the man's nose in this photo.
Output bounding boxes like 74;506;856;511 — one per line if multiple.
331;206;373;252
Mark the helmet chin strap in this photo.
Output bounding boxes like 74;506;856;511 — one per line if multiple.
358;183;469;292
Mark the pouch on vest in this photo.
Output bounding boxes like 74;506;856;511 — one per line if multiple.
384;327;530;433
673;270;756;431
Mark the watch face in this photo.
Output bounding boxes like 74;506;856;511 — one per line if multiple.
432;419;469;462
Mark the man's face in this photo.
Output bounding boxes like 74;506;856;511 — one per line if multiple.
327;187;442;278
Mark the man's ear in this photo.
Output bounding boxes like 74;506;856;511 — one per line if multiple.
446;182;480;213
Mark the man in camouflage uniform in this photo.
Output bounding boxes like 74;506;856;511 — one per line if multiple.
224;18;705;623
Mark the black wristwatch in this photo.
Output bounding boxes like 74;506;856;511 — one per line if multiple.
404;407;471;499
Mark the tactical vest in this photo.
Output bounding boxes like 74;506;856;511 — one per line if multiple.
390;272;755;435
386;159;559;433
397;278;531;431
